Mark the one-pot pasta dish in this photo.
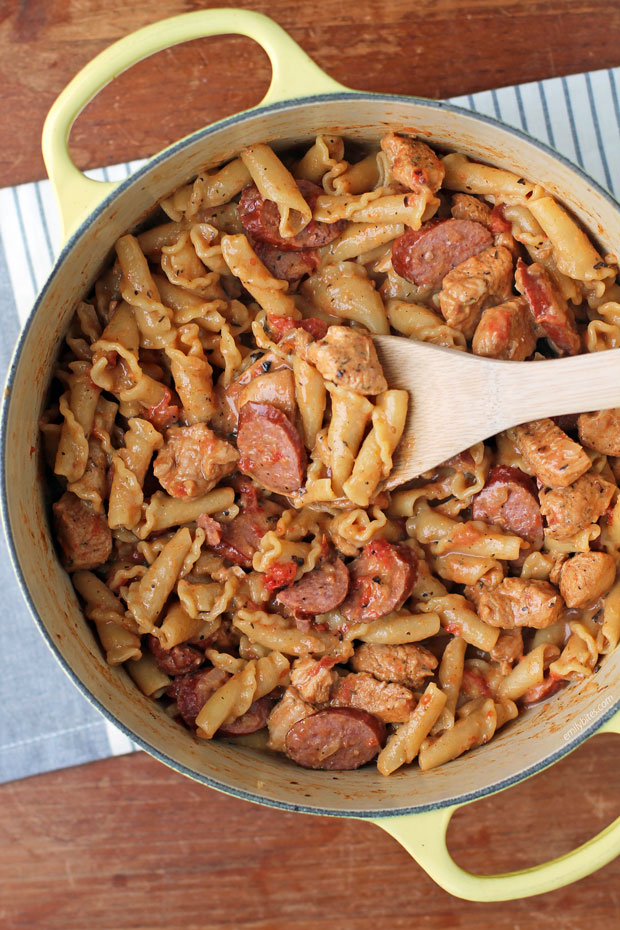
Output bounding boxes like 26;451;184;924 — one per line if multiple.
41;133;620;775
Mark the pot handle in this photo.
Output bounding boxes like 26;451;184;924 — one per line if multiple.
41;9;349;241
373;707;620;901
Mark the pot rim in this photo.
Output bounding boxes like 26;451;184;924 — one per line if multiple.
3;90;620;818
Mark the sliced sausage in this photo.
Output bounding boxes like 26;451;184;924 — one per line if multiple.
507;418;592;488
284;707;386;770
472;296;537;360
515;258;581;356
238;367;297;423
238;180;345;250
196;513;223;546
168;667;230;727
439;245;514;339
578;409;620;456
237;401;306;495
211;496;282;568
380;133;445;193
539;472;615;539
341;539;417;624
276;557;350;615
147;635;204;676
153;423;238;499
217;696;274;736
557;551;616;608
53;491;112;571
253;240;319;282
472;464;543;548
215;352;291;435
391;218;493;289
267;686;316;751
477;577;564;630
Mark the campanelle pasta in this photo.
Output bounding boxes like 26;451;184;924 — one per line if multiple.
43;131;620;776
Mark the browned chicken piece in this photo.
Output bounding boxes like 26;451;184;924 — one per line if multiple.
464;565;505;609
507;418;592;488
477;577;564;629
330;672;415;724
153;423;238;499
578;409;620;457
557;551;617;609
53;491;112;571
472;297;537;360
306;325;387;395
350;642;437;689
438;246;514;339
267;687;316;751
539;472;615;539
380;132;445;193
451;193;492;226
490;628;524;666
289;656;338;704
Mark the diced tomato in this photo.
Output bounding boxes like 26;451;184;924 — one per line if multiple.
489;203;512;235
266;313;328;343
144;388;180;430
263;561;298;593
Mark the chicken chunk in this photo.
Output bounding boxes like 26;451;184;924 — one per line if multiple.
306;325;387;395
472;296;537;360
53;491;112;571
477;577;564;629
578;409;620;457
451;193;492;226
438;246;514;339
350;643;437;689
557;551;616;608
380;132;445;194
330;672;415;723
539;472;615;539
290;656;338;704
267;687;316;752
153;423;238;499
490;628;524;665
507;418;592;488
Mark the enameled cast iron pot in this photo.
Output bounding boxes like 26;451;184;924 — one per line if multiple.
3;9;620;901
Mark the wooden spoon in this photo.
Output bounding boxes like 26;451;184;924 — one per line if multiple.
371;336;620;490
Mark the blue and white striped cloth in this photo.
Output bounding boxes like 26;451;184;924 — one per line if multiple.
1;66;619;783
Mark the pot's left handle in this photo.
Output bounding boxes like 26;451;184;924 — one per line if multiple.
42;8;350;242
372;708;620;901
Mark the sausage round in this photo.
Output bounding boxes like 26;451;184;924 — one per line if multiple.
168;667;230;727
238;180;345;250
211;497;282;568
237;401;306;495
472;464;543;548
217;697;274;736
340;539;417;624
515;258;581;356
284;707;386;770
147;635;204;676
276;557;350;615
254;240;320;282
391;218;493;289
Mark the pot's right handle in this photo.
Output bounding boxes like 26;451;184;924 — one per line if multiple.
374;708;620;901
42;9;351;241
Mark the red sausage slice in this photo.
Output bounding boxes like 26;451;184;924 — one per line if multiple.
168;667;230;727
515;258;581;356
284;707;386;770
238;180;345;250
276;558;350;615
147;635;204;676
237;401;306;495
210;497;282;568
253;240;320;282
472;464;543;548
391;218;493;289
341;540;417;624
217;697;274;736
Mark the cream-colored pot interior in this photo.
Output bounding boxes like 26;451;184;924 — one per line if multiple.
5;95;620;816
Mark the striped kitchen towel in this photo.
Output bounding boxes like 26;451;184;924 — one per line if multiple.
0;66;618;784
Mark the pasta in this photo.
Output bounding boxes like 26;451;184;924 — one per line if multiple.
43;131;619;777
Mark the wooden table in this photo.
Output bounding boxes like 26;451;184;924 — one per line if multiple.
1;1;620;926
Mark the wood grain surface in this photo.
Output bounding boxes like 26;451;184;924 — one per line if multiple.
1;1;620;927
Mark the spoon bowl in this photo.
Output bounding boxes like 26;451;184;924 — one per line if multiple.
372;336;620;489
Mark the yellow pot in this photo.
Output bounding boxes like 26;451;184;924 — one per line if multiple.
3;9;620;902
